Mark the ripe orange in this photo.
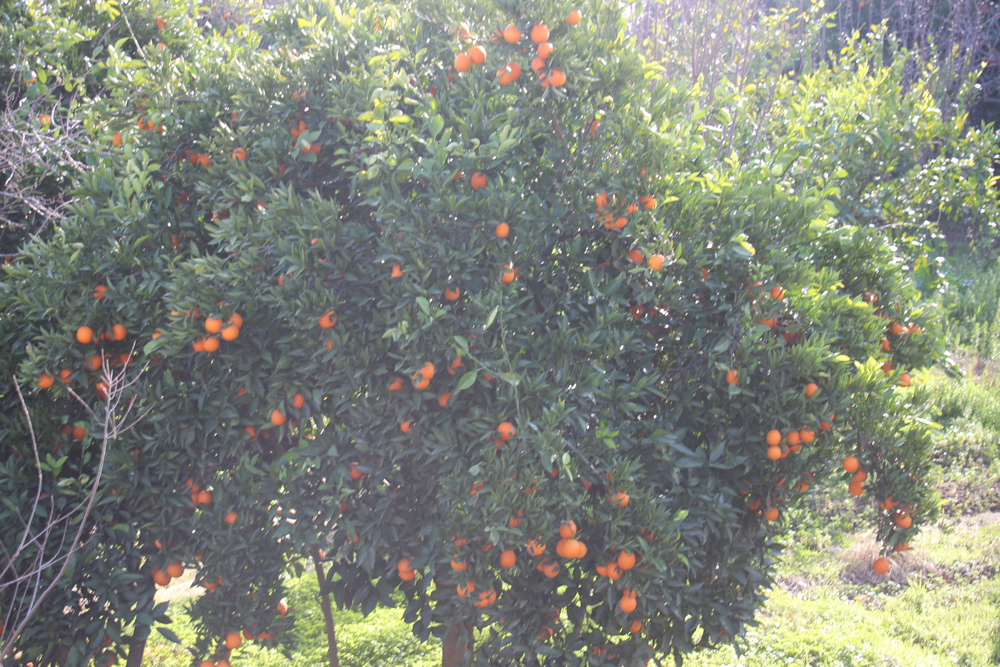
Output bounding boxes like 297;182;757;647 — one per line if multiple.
474;589;497;608
894;512;912;529
112;132;122;146
799;429;815;443
617;550;636;570
766;430;781;446
270;409;286;426
76;326;94;344
898;373;911;387
804;382;818;398
766;445;782;460
96;381;109;399
506;61;521;80
389;377;403;391
438;392;450;407
454;52;472;72
537;42;553;59
627;249;643;265
547;69;566;87
531;56;546;73
451;558;467;571
503;24;521;43
166;562;183;578
882;362;893;374
895;542;909;552
639;195;656;209
196;490;212;505
152;568;171;586
648;254;665;270
469;45;486;65
889;322;905;335
293;393;306;408
444;287;460;301
726;370;738;385
319;310;337;328
526;539;546;557
500;550;516;568
820;417;832;430
72;426;86;440
205;317;223;333
606;561;622;580
202;336;220;352
471;172;487;189
225;632;242;649
224;511;237;525
619;595;637;613
199;661;216;667
853;469;868;482
786;430;800;446
495;222;510;238
232;147;246;160
391;264;403;278
531;23;550;43
764;507;779;521
497;421;515;441
38;373;54;389
457;581;476;598
847;480;864;496
559;521;577;539
540;560;560;578
629;620;642;634
872;557;890;574
400;420;412;433
221;324;239;341
611;491;629;507
566;9;581;24
842;455;859;473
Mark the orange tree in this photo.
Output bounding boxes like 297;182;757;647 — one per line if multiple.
0;0;941;665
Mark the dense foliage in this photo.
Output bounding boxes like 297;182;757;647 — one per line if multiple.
4;0;997;665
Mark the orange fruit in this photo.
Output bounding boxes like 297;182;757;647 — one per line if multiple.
766;445;782;460
293;393;306;408
457;581;476;598
566;9;581;24
497;68;512;85
629;620;642;633
199;661;216;667
895;542;909;552
38;373;54;389
531;56;546;73
540;560;560;578
531;23;550;43
500;264;516;283
565;539;586;559
198;154;210;167
770;286;783;300
890;322;905;335
72;426;86;440
76;326;94;344
882;362;893;374
112;132;122;146
646;253;666;270
499;550;516;568
619;595;637;613
400;420;412;433
764;507;779;521
547;69;566;87
444;287;460;301
438;392;450;407
469;45;486;65
498;422;515;441
196;490;212;505
495;222;510;238
820;417;832;430
894;512;912;529
166;562;183;578
506;61;522;81
606;561;622;580
559;521;577;539
537;42;553;59
474;588;497;608
627;249;643;265
847;480;864;496
221;324;239;341
766;430;781;446
391;264;403;278
804;382;818;398
611;491;629;507
205;317;223;333
726;370;738;385
451;558;467;571
348;463;364;480
898;373;911;387
319;310;337;328
232;147;246;160
872;557;890;574
228;313;243;328
454;52;472;72
786;430;800;446
526;539;546;557
96;381;109;399
853;469;868;483
270;409;286;426
152;568;171;586
639;195;656;209
799;429;815;443
617;550;636;570
503;24;521;43
224;511;237;525
470;172;487;189
842;455;859;473
202;336;220;352
225;632;242;649
389;377;403;391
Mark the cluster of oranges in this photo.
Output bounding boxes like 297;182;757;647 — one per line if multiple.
595;190;657;230
193;312;243;352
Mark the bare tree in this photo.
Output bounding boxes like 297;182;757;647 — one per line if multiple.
0;348;149;663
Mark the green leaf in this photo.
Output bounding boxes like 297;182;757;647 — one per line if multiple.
456;370;477;391
429;115;444;138
156;627;181;643
484;306;498;330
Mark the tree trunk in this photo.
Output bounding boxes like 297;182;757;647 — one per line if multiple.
312;550;340;667
124;631;146;667
442;617;472;667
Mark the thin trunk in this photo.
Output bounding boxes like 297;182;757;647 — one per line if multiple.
442;617;472;667
124;631;146;667
312;550;339;667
